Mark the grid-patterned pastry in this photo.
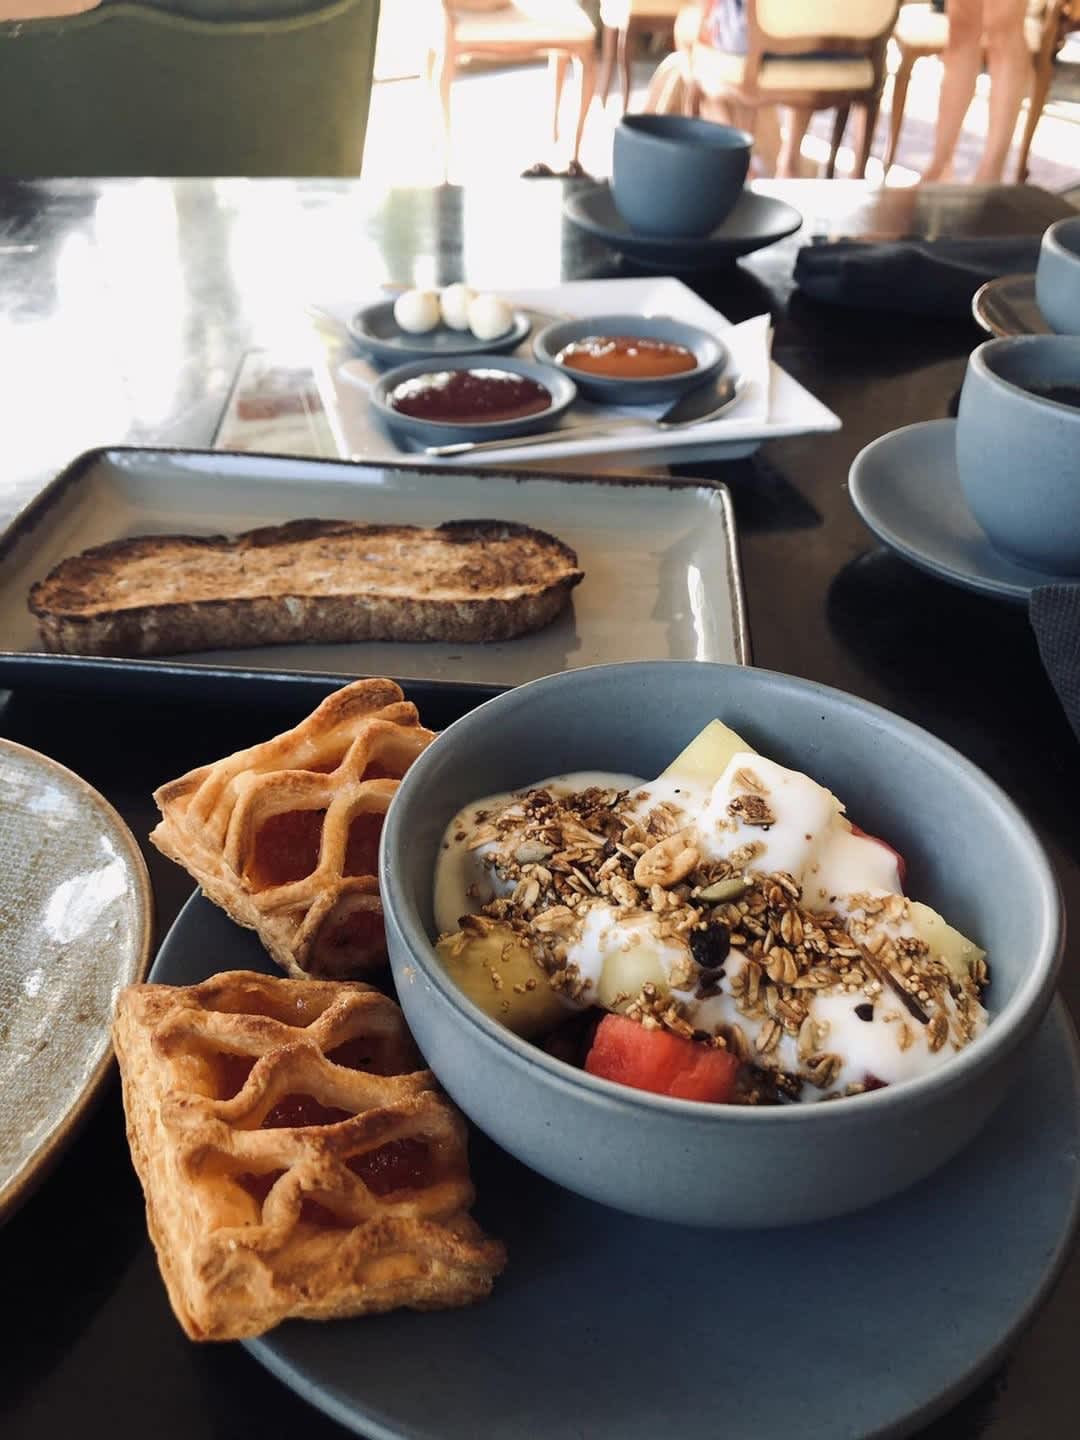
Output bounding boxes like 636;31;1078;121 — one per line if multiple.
150;678;436;978
114;970;506;1341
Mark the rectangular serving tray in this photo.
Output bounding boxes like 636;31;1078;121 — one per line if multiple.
0;446;750;698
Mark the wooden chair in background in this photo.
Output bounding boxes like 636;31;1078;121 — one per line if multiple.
424;1;597;172
884;0;1077;180
597;0;685;112
677;0;901;178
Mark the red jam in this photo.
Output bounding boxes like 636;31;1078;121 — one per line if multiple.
389;368;551;424
347;1138;435;1195
249;809;325;888
261;1094;352;1128
555;335;697;379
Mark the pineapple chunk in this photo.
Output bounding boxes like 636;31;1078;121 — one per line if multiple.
659;718;754;788
435;926;566;1036
908;901;986;982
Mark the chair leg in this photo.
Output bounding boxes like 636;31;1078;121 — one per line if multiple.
617;24;631;113
884;51;916;172
551;53;569;144
852;89;883;179
1014;47;1055;183
430;50;454;180
597;24;617;106
571;47;597;165
826;104;850;178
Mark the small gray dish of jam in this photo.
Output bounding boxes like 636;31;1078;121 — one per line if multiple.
533;312;725;405
370;354;578;448
390;368;553;424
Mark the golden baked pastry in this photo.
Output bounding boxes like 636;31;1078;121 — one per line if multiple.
114;970;506;1341
150;678;436;978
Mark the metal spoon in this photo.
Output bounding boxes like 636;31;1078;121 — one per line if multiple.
423;374;745;458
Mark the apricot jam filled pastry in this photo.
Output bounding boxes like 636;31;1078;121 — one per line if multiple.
113;971;506;1341
150;679;435;979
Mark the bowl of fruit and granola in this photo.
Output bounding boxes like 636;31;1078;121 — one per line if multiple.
380;662;1062;1227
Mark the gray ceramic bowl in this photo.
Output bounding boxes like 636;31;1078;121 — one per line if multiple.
957;336;1080;574
1036;216;1080;335
369;353;577;447
381;661;1063;1229
612;116;751;239
532;312;725;405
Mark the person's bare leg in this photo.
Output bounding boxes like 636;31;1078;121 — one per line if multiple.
777;105;812;178
751;104;781;177
974;0;1031;181
922;0;984;181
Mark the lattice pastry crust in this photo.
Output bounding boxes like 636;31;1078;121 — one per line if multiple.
114;970;506;1341
149;678;436;978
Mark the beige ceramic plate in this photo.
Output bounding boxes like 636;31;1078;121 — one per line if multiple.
0;739;153;1220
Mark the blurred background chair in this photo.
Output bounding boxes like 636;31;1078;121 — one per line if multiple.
424;1;597;171
676;0;900;178
0;0;380;176
597;0;684;112
884;0;1077;180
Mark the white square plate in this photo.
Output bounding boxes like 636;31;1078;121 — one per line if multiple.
315;276;840;470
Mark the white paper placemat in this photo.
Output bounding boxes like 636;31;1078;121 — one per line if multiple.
313;276;840;470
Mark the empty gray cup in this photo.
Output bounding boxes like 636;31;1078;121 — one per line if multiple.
956;336;1080;574
611;115;751;239
1036;217;1080;335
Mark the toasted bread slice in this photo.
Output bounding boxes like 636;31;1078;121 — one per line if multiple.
28;518;584;657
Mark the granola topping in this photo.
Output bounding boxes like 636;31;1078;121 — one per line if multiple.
434;752;990;1105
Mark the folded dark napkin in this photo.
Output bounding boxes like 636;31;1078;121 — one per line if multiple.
794;236;1042;317
1030;585;1080;742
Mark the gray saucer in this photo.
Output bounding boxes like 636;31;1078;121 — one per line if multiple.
348;299;531;366
971;274;1051;339
152;894;1080;1440
564;184;803;270
370;353;577;447
849;418;1075;602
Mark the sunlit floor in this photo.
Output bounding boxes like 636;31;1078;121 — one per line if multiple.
361;39;1080;195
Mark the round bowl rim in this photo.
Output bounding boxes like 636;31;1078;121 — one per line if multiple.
381;660;1064;1127
967;336;1080;419
617;114;754;152
531;313;725;392
1043;215;1080;260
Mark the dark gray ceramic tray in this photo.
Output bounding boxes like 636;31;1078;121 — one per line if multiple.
151;891;1080;1440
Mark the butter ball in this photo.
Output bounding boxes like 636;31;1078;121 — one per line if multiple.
393;288;441;335
439;283;476;331
468;293;513;342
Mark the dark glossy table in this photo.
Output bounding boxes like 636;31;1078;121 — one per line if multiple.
2;177;1078;1440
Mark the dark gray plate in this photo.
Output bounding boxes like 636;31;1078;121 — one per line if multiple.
348;299;531;366
564;184;803;270
370;354;578;446
532;311;725;405
152;893;1080;1440
849;418;1074;603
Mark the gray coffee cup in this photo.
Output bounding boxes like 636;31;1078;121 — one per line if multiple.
1036;217;1080;335
956;336;1080;574
612;115;751;239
